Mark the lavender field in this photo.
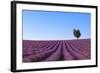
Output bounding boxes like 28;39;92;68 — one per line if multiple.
22;39;91;63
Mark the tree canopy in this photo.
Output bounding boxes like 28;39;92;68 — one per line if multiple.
73;29;81;39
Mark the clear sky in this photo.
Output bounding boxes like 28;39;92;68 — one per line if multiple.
23;10;91;40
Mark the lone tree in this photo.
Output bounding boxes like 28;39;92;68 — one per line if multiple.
73;29;81;39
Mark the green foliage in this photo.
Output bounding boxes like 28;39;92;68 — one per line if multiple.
73;29;81;39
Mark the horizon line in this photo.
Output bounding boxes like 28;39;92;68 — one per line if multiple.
23;38;91;41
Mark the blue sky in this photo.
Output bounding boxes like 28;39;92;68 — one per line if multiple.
23;10;91;40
